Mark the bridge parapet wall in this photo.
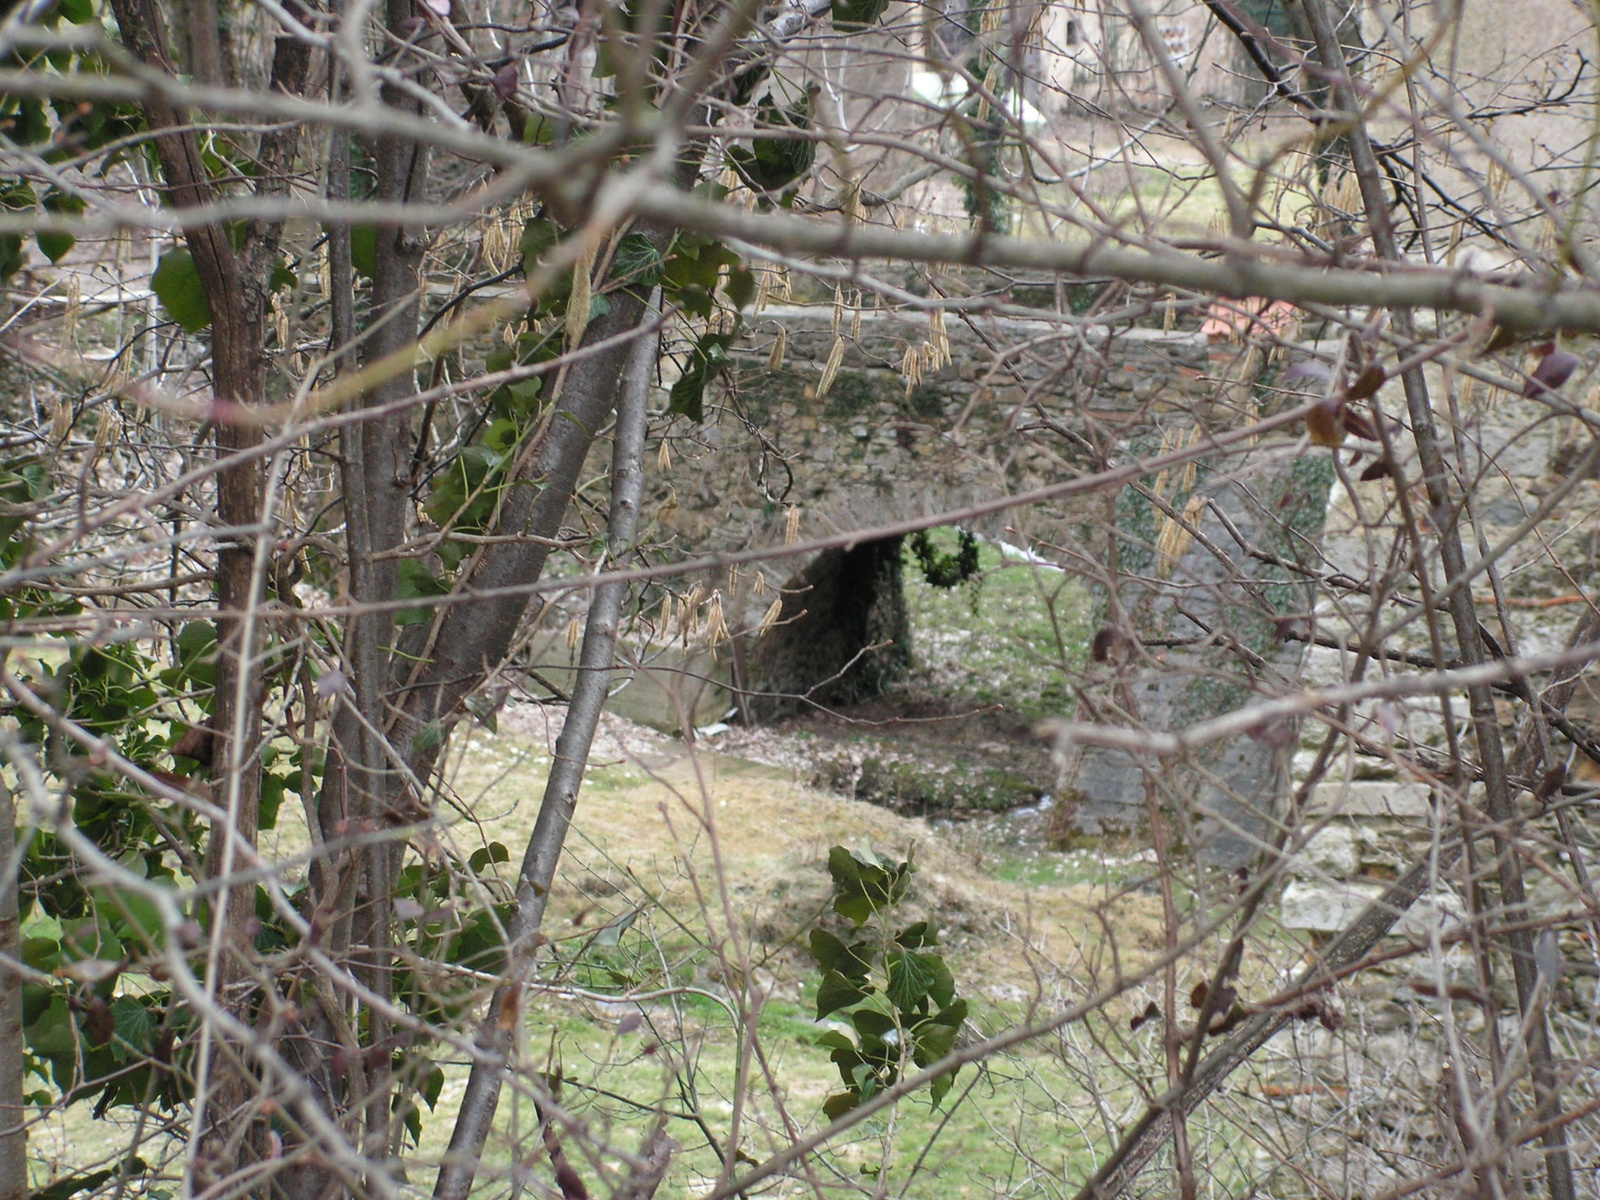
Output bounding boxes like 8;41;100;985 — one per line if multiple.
656;304;1256;583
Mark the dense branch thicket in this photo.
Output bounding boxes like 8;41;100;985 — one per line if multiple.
0;0;1598;1197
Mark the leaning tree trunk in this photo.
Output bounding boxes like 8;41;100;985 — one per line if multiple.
434;308;658;1200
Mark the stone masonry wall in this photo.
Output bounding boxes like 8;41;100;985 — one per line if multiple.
656;301;1327;859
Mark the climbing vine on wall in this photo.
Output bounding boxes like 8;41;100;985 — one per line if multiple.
907;528;980;589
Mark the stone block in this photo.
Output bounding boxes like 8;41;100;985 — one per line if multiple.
1293;825;1359;876
1306;780;1433;818
1393;887;1468;941
1281;879;1385;931
1281;879;1466;938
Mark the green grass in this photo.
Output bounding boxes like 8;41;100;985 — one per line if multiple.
456;918;1123;1200
902;528;1090;721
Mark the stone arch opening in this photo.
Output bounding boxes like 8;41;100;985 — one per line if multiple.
743;536;911;721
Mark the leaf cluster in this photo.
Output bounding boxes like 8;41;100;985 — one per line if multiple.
907;528;980;589
809;845;969;1118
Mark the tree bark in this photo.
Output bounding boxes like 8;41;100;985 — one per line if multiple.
433;307;658;1200
0;778;23;1200
107;0;286;1174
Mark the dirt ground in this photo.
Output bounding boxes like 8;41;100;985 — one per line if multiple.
450;701;1169;995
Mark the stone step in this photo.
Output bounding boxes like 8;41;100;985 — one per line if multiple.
1305;779;1434;819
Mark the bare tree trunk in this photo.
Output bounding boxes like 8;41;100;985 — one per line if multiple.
393;282;657;748
286;9;428;1190
348;4;431;1164
0;778;22;1200
106;0;303;1175
434;308;657;1200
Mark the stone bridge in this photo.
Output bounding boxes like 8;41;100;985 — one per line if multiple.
618;296;1591;879
640;299;1328;860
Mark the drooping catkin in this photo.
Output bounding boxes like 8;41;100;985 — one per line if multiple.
900;343;923;399
565;240;597;350
817;337;845;398
705;592;728;644
757;597;783;637
928;308;950;368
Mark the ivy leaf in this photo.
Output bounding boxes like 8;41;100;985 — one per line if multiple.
411;722;445;756
828;844;912;922
822;1091;858;1120
815;969;870;1020
36;233;72;263
150;249;213;333
468;842;510;873
810;929;872;980
420;1065;446;1110
611;231;664;289
661;236;740;309
669;332;735;422
260;771;288;831
724;266;757;310
927;997;968;1028
37;191;80;264
911;1019;958;1067
109;998;155;1062
827;844;866;884
887;949;937;1013
26;994;77;1057
397;559;449;625
0;235;23;283
895;920;932;948
520;216;564;273
269;259;298;291
851;1007;896;1056
927;957;957;1009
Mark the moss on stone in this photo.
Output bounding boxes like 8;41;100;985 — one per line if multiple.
907;383;949;419
848;754;1044;816
823;370;881;417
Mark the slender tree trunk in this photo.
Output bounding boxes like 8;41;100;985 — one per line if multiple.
0;778;23;1200
347;6;431;1163
393;283;656;747
434;309;658;1200
392;118;713;755
293;7;429;1188
107;0;282;1174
